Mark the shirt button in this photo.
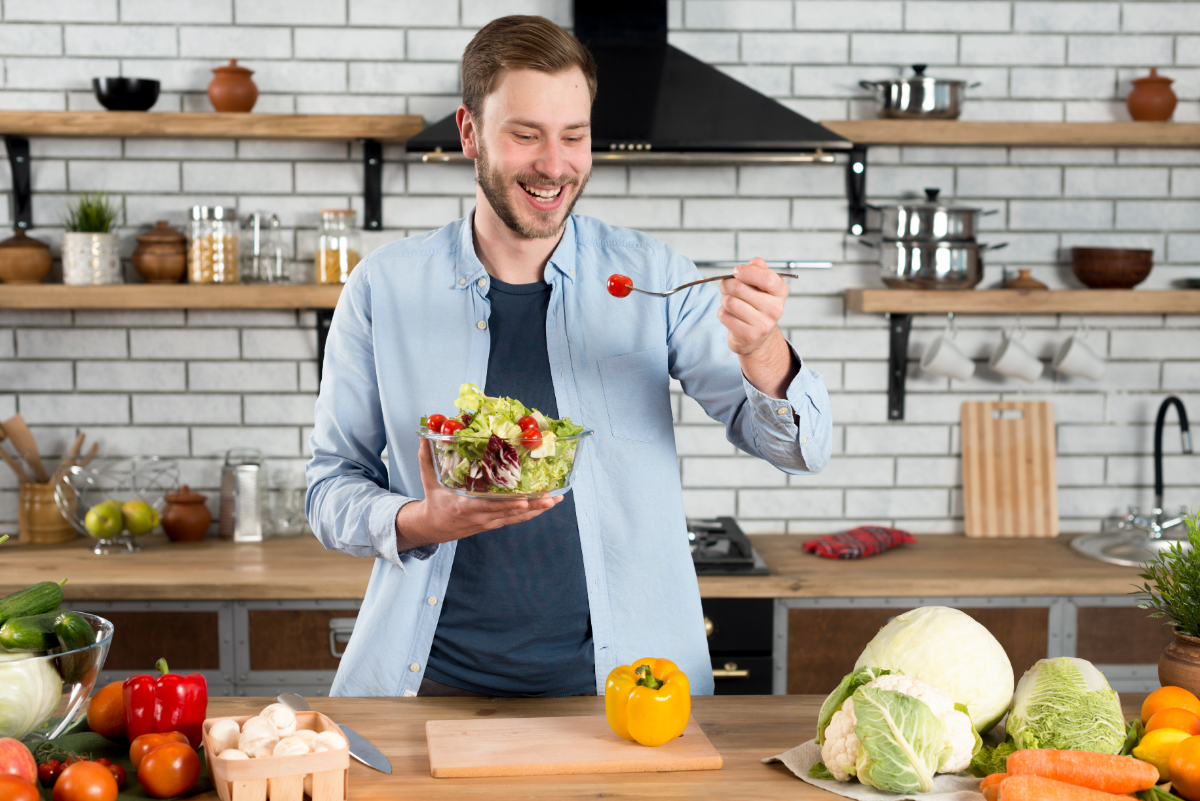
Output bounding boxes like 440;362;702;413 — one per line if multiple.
477;320;487;330
477;277;486;287
801;437;808;445
569;269;575;276
458;277;466;286
409;663;420;672
776;407;789;416
427;596;437;605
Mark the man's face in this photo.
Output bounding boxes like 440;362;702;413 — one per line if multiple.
461;67;592;240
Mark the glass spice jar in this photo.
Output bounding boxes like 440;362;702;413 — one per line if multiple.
188;205;239;283
315;209;361;284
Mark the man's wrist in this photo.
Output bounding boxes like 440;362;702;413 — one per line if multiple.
740;330;798;399
395;500;431;552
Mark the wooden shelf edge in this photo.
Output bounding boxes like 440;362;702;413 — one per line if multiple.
0;284;343;309
822;120;1200;148
0;111;424;141
846;288;1200;314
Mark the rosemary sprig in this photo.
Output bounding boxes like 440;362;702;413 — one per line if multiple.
1135;509;1200;638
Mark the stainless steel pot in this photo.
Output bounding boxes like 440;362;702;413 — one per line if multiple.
871;188;997;241
859;65;979;120
862;239;1007;290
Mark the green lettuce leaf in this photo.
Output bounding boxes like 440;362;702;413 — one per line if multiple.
852;686;951;794
808;762;836;781
815;666;892;745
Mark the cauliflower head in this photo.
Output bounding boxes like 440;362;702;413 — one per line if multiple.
819;698;860;782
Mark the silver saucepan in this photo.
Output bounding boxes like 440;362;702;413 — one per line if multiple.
861;239;1007;290
870;188;998;241
859;65;980;120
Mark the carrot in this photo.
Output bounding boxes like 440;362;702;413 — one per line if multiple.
981;772;1008;801
1006;749;1160;793
997;775;1139;801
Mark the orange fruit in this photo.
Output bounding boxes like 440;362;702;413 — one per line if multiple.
1149;707;1200;736
1170;734;1200;800
86;681;126;740
1143;686;1200;724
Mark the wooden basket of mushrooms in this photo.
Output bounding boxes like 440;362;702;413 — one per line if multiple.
202;703;350;801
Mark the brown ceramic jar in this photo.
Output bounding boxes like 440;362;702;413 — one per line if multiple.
208;59;258;113
1159;628;1200;696
131;220;187;283
161;485;212;542
1127;68;1177;122
0;229;51;284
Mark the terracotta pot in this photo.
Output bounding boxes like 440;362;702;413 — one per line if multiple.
1127;68;1177;122
18;482;77;544
1160;629;1200;695
132;220;186;283
162;485;212;542
0;229;51;284
208;59;257;113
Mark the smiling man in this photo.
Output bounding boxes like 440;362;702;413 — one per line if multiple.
306;16;832;699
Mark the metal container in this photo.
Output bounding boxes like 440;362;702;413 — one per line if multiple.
871;188;994;241
864;239;1006;290
859;65;978;120
219;448;266;542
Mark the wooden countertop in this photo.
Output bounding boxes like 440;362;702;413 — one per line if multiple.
194;694;1146;801
0;532;1141;600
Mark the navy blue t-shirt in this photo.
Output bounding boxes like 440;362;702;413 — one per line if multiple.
423;276;595;697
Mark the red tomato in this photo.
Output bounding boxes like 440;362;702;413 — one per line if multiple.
517;416;539;431
520;427;542;450
137;743;199;799
52;762;117;801
0;775;39;801
440;419;464;435
426;414;447;433
38;760;62;786
129;732;188;770
607;274;632;298
104;765;125;791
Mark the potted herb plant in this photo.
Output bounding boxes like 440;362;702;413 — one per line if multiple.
61;193;121;285
1136;509;1200;694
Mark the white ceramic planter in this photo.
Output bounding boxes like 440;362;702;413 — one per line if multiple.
62;232;122;285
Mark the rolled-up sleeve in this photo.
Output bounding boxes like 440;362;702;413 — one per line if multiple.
740;340;832;474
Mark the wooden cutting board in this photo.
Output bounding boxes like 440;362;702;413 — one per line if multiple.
961;401;1059;538
426;714;723;778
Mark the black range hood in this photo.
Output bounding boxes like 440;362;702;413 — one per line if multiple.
406;0;851;160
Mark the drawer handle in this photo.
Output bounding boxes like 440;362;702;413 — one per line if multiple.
704;616;715;638
328;617;356;659
712;661;750;679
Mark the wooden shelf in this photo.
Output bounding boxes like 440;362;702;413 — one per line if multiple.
822;120;1200;148
0;111;423;141
0;284;342;309
847;288;1200;315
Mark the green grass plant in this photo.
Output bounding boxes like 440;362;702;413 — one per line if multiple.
63;193;118;233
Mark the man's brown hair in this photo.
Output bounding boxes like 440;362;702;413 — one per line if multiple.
461;15;597;120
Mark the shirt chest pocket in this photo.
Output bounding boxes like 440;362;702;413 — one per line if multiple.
598;347;673;443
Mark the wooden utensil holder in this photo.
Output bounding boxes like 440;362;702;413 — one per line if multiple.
18;481;76;544
203;712;349;801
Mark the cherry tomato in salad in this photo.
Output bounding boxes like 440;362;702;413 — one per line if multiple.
137;743;200;799
520;427;542;450
426;414;447;433
607;274;633;298
517;415;539;431
39;760;63;786
440;419;465;435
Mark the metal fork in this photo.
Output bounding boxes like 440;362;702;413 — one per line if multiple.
624;262;832;298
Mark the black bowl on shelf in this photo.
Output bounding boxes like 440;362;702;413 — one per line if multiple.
92;77;160;111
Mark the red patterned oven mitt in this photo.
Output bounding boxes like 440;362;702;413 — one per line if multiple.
802;526;916;560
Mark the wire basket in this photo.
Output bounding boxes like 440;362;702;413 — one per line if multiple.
54;457;180;554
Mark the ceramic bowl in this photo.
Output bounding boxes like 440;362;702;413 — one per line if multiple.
92;77;160;111
1071;247;1153;289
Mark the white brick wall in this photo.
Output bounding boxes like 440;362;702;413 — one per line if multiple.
1;1;1198;535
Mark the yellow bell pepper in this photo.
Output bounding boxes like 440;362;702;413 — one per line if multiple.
604;657;691;746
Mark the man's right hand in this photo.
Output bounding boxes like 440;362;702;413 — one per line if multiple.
394;438;562;551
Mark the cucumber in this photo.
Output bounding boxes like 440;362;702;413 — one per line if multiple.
0;579;66;626
0;610;60;652
54;611;95;683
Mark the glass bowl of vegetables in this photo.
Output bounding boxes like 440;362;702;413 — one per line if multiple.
0;612;113;740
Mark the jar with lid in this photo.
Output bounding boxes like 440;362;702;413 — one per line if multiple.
188;205;239;283
241;211;287;283
316;209;361;284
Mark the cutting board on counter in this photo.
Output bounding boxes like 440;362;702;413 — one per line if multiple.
426;714;723;778
962;401;1059;538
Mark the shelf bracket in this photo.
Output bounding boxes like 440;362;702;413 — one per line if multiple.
361;138;382;232
887;313;912;421
316;308;334;385
5;136;32;229
845;146;867;236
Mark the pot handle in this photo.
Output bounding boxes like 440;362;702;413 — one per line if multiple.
983;242;1009;251
866;203;882;211
968;82;983;89
858;239;879;248
981;209;1000;217
859;80;883;91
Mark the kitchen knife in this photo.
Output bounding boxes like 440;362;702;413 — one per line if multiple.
277;692;393;775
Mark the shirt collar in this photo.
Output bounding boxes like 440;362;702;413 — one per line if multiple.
454;212;577;288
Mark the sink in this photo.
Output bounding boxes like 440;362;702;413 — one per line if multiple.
1071;529;1190;568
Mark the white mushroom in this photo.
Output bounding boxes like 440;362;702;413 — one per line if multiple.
313;730;347;752
259;703;298;737
217;749;249;760
208;719;241;754
272;736;311;757
238;727;279;759
242;716;275;734
291;729;319;747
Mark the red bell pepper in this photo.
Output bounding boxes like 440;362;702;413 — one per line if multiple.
123;658;208;748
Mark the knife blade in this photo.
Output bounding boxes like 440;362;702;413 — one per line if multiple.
277;692;393;775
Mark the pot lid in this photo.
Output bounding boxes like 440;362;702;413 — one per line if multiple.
870;64;968;87
213;58;253;75
137;220;185;244
166;484;207;503
1132;67;1172;84
0;229;50;250
881;188;983;212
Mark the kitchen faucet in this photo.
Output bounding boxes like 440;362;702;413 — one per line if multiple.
1119;396;1194;538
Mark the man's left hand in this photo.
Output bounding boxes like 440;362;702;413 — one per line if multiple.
716;257;798;399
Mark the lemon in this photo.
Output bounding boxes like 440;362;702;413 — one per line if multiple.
1135;726;1193;780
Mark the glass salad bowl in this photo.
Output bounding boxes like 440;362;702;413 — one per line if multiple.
54;457;180;555
1;613;113;741
419;428;592;499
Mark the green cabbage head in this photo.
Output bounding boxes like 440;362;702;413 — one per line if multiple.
855;606;1014;733
1006;656;1124;754
0;650;62;738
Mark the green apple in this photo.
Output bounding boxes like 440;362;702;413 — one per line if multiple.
122;499;160;535
84;500;124;539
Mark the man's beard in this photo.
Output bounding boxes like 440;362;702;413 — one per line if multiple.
475;140;590;240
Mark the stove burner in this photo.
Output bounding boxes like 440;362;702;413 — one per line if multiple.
688;517;770;576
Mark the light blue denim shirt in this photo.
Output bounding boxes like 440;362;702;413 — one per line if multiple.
306;213;832;698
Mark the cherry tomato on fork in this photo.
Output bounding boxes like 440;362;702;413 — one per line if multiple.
440;419;465;435
426;414;447;433
607;274;632;298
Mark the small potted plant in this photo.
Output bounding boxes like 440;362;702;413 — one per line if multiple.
1136;509;1200;694
62;193;121;285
